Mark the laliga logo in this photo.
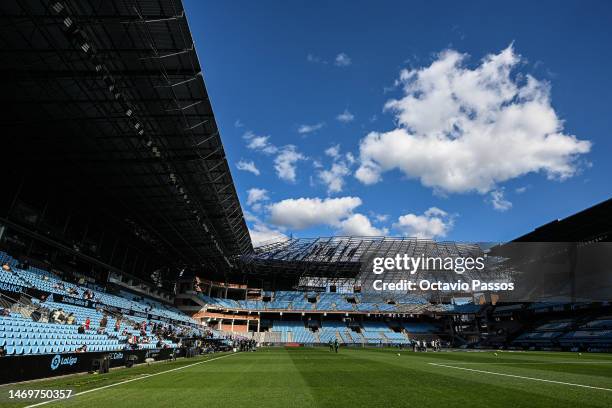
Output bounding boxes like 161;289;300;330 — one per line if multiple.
50;354;78;370
50;355;61;370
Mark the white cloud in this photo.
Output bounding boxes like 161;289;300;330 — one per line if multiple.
393;207;454;239
234;119;244;128
336;109;355;123
307;53;327;64
236;160;260;176
268;196;362;230
355;45;591;194
318;145;355;194
243;131;278;154
490;189;512;211
243;131;306;182
274;145;306;182
345;152;356;165
373;213;389;222
334;53;352;67
298;122;325;134
245;212;287;247
246;188;269;206
325;144;341;159
337;213;387;236
319;162;351;194
515;186;528;194
424;207;448;217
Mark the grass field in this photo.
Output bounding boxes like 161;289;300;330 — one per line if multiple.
1;347;612;408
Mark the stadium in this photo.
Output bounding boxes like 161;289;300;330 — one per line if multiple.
0;1;611;407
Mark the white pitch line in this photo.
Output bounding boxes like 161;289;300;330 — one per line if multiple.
435;361;612;365
428;362;612;392
25;352;240;408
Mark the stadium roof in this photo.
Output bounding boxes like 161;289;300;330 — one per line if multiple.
511;198;612;243
0;0;252;270
239;237;483;280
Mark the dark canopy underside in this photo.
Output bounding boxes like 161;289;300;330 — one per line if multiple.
0;0;252;272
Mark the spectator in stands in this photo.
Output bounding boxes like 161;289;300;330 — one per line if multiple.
100;314;108;328
0;346;6;357
127;335;138;350
115;318;121;332
78;324;86;334
75;344;87;353
2;263;11;272
53;282;64;291
84;317;91;330
0;308;10;317
66;312;76;325
51;308;66;323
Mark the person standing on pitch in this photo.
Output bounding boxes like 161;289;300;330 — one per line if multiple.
334;339;339;353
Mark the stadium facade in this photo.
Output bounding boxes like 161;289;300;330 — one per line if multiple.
0;0;611;384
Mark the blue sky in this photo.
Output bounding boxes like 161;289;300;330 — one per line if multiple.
184;0;612;245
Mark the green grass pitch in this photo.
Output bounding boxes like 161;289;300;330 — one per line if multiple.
2;347;612;407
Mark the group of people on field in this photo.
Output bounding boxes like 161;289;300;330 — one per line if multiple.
412;339;441;352
328;339;339;353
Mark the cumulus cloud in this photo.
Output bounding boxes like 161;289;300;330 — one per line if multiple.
246;188;269;206
373;213;389;222
489;189;512;211
325;144;341;159
337;213;387;236
393;207;453;239
334;53;352;67
336;109;355;123
243;131;306;182
355;45;591;194
268;196;362;230
274;145;306;182
298;122;325;134
245;212;287;247
236;160;260;176
317;144;356;194
243;131;277;154
319;162;351;194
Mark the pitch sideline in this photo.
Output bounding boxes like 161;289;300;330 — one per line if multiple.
429;362;612;392
24;352;241;408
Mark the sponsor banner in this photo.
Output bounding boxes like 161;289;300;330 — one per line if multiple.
0;348;178;384
0;282;26;294
53;295;94;309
